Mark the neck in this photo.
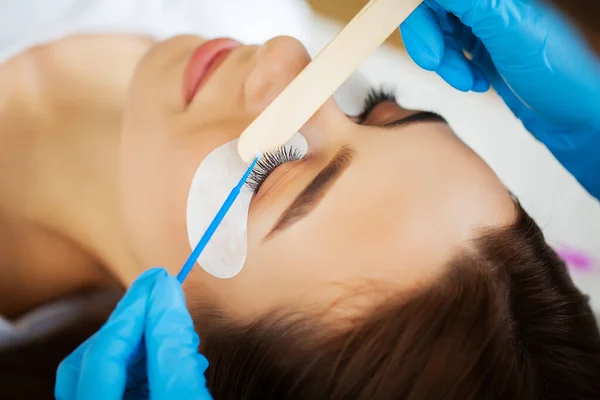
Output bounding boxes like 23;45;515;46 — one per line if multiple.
0;35;153;315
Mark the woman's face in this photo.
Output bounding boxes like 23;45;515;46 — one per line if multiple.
121;35;515;317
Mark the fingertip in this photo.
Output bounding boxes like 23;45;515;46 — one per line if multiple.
111;268;166;315
151;274;186;309
125;268;167;299
436;66;473;92
197;352;209;373
436;49;474;92
135;267;168;283
401;27;442;71
401;5;444;71
471;67;490;92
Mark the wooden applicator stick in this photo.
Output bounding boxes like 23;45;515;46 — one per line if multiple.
237;0;423;163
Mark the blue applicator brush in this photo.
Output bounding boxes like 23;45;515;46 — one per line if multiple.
177;154;260;283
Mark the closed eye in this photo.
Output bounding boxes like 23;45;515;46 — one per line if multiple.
357;86;447;128
357;86;397;124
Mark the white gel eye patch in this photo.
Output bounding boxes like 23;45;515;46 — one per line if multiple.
186;133;308;279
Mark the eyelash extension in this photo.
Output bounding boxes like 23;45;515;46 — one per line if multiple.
357;86;398;124
245;145;303;193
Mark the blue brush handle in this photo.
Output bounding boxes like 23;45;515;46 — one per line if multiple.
177;155;259;283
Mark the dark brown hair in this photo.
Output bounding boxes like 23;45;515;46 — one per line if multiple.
0;308;113;398
193;205;600;399
2;204;600;399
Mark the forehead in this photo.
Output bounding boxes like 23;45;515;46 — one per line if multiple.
272;122;516;289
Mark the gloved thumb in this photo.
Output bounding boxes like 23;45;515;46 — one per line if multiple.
400;2;444;71
145;275;212;399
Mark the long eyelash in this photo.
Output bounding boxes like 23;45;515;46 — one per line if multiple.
245;145;303;193
357;86;398;123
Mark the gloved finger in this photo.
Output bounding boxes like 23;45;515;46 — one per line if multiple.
145;275;212;399
428;8;478;92
73;268;167;400
452;22;489;92
400;2;444;71
435;36;474;92
55;334;94;399
470;65;490;92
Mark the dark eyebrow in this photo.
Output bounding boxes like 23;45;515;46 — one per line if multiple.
383;111;447;128
265;146;354;239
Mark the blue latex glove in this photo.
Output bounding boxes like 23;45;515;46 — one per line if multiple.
55;268;212;400
400;0;600;199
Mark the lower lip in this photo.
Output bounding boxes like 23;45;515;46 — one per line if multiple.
184;38;240;104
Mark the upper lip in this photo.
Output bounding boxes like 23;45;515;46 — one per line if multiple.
183;38;240;105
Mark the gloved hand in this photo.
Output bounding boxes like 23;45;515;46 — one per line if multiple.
55;268;212;400
400;0;600;199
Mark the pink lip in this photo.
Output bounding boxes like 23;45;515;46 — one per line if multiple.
184;38;240;105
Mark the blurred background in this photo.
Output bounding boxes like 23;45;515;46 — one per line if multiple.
304;0;600;310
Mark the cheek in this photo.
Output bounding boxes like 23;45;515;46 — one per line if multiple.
119;135;196;273
121;93;209;271
120;118;256;274
118;42;225;272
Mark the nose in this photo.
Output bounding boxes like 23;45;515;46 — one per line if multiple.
244;36;311;111
243;36;350;152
